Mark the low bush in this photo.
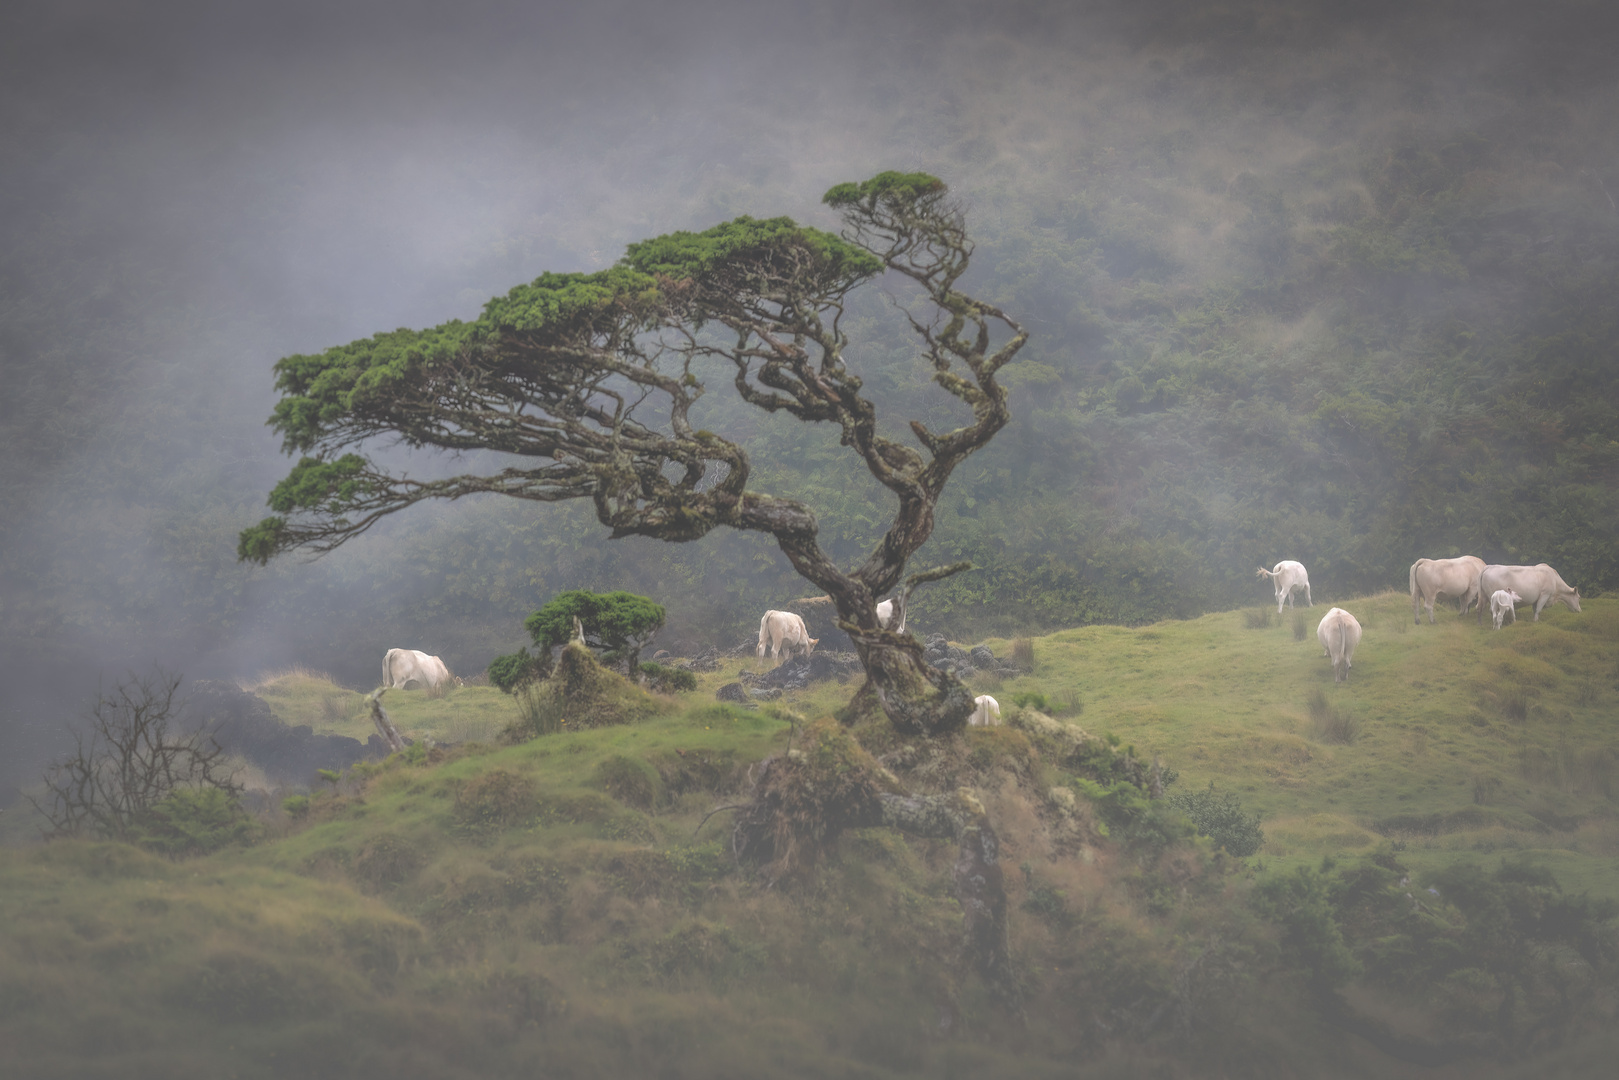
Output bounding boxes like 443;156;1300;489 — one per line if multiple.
1011;637;1035;669
130;787;260;857
1164;783;1265;856
597;754;663;810
454;769;538;829
1243;609;1272;629
1012;690;1050;712
640;662;697;693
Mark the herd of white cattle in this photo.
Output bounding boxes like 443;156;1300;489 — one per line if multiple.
374;557;1582;717
1253;556;1583;685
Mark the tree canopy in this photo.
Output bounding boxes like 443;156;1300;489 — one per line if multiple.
242;173;1028;734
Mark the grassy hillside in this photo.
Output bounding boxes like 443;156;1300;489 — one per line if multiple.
5;596;1616;1076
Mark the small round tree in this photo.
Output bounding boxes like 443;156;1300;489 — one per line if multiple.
240;172;1027;735
490;589;665;687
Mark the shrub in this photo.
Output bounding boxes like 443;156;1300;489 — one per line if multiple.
1292;610;1308;641
1164;783;1265;856
1243;609;1272;629
1012;690;1050;712
502;644;662;741
488;647;545;693
130;787;260;856
454;769;538;829
1306;688;1360;744
524;590;666;672
34;669;244;842
597;754;663;810
1010;637;1035;669
639;662;697;693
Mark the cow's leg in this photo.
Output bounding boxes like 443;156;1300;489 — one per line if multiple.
1305;583;1312;607
1533;596;1547;622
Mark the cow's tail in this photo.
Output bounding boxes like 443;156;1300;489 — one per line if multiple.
381;650;392;690
1256;566;1276;580
1409;561;1422;622
757;614;770;659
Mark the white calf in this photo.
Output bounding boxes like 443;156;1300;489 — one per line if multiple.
1258;561;1312;614
1477;564;1581;624
1491;589;1522;630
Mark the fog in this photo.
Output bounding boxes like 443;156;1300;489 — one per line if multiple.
4;0;1617;804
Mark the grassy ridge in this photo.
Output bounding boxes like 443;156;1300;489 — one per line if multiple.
4;597;1615;1076
970;593;1619;894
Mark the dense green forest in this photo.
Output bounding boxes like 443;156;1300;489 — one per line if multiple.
3;0;1617;690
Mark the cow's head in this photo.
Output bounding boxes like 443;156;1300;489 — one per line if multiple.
806;637;818;655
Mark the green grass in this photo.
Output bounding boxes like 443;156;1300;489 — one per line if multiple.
972;591;1619;896
6;599;1619;1076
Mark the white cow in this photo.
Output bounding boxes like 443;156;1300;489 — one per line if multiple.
1257;561;1312;614
1490;589;1522;630
1477;564;1581;623
1410;555;1486;624
382;648;460;690
757;610;818;663
969;694;1001;727
1316;608;1362;683
875;598;906;633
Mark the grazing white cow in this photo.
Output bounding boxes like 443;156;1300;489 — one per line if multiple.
969;694;1001;727
757;610;818;663
1316;608;1362;683
382;648;460;690
1410;555;1486;624
1477;564;1581;623
1257;561;1312;614
1490;589;1522;630
875;598;906;633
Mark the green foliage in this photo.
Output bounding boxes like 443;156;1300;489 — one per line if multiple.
280;795;310;820
622;216;880;289
1252;863;1362;992
639;661;697;693
822;171;946;211
502;642;663;742
1164;783;1265;857
130;788;259;857
487;647;544;693
524;590;665;654
1011;690;1049;712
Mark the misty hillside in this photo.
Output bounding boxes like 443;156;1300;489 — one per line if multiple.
4;3;1618;794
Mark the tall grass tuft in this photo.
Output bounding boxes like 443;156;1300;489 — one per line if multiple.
509;684;565;739
1292;611;1308;641
1011;637;1035;670
1243;609;1272;629
1306;688;1360;744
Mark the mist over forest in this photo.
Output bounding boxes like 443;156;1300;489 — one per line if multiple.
5;0;1618;804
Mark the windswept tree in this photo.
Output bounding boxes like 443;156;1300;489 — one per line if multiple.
241;173;1027;734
